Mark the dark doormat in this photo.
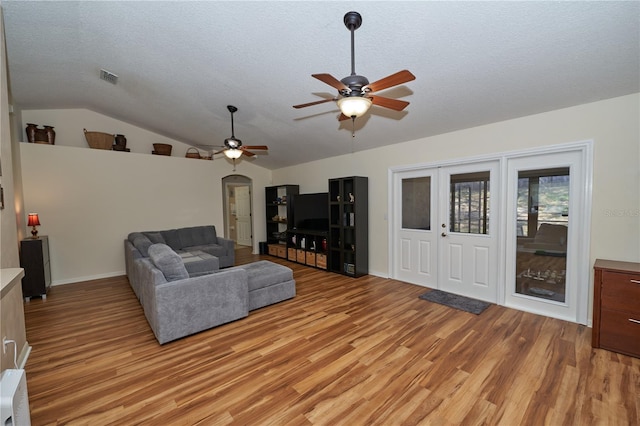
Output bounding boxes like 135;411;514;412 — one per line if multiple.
419;290;491;315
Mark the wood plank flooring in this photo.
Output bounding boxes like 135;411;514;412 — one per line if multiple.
22;248;639;425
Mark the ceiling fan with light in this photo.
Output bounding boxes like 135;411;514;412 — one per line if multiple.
198;105;268;169
293;11;416;125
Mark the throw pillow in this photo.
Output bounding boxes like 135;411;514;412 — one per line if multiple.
132;235;153;257
148;243;189;282
145;232;166;244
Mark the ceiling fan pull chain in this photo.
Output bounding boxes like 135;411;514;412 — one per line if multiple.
352;117;356;138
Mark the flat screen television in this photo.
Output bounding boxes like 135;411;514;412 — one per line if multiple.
291;192;329;232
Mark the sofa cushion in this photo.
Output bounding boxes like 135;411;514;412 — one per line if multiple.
232;260;293;292
144;232;166;244
161;229;182;250
178;226;217;249
186;244;227;258
132;235;153;257
148;243;189;282
128;232;145;243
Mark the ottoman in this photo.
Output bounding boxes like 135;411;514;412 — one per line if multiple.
229;260;296;311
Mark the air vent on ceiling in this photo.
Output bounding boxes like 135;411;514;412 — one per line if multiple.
99;69;118;85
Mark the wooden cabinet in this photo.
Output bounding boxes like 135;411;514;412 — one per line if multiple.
265;185;299;258
286;229;328;270
20;236;51;300
592;259;640;358
328;177;368;277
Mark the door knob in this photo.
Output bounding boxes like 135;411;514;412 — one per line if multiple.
441;232;447;237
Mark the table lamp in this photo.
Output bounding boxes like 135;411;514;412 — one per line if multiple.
28;213;41;239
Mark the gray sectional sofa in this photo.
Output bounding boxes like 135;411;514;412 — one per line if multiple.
124;226;296;344
126;225;235;270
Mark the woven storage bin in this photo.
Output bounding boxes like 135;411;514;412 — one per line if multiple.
153;143;172;156
84;128;114;150
185;147;201;159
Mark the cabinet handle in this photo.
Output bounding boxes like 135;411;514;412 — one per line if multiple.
629;318;640;324
630;279;640;284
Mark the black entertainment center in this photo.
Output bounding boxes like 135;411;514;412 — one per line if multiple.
265;177;368;276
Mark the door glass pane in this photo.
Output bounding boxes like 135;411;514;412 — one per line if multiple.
402;177;431;230
449;171;490;234
515;168;569;302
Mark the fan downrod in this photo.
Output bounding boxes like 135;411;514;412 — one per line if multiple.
343;11;362;31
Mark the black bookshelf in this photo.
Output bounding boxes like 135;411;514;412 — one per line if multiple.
265;185;299;248
328;177;368;277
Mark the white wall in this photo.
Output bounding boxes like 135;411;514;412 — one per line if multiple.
273;94;640;277
0;8;20;268
19;110;272;284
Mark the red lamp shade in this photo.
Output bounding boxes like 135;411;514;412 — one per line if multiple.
27;213;41;227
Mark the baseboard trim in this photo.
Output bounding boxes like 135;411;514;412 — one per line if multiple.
52;270;126;286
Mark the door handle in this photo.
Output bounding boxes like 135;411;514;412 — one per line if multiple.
441;232;447;237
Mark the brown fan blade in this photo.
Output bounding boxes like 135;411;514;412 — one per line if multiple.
338;113;351;121
312;73;349;92
293;98;336;109
213;149;226;155
242;150;256;157
365;70;415;93
242;145;268;150
369;95;410;111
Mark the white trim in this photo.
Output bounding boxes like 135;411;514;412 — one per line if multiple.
51;270;125;286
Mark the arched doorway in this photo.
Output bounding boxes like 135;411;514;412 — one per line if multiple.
221;175;253;248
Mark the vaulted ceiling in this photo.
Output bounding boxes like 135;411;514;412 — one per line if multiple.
3;1;639;169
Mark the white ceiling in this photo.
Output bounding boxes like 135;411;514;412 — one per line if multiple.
3;1;639;170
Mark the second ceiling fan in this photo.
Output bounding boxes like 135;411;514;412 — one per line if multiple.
294;11;416;122
199;105;268;168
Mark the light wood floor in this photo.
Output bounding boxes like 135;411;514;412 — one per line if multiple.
23;248;639;425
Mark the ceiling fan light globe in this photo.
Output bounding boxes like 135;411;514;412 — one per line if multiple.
337;96;372;118
224;149;243;159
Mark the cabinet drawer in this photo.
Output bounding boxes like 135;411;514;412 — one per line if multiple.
276;246;287;258
316;254;327;269
601;271;640;313
599;307;640;357
296;249;306;263
268;245;278;256
288;248;297;261
306;252;316;266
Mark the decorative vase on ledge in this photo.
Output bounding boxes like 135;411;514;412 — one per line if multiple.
25;123;55;144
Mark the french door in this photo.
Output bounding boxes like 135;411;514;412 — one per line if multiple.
390;142;591;323
391;160;500;303
504;150;589;323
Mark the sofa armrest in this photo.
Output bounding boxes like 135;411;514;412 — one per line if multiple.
217;236;235;252
152;269;249;344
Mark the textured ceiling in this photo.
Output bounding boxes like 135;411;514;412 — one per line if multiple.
3;1;639;170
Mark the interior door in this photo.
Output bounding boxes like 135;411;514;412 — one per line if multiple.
235;185;252;247
392;169;438;287
439;161;500;303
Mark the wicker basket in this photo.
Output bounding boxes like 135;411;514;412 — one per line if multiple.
152;143;172;156
84;129;114;150
185;147;201;159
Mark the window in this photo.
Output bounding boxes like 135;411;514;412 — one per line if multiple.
449;171;490;234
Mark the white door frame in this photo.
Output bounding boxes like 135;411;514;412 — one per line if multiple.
222;175;254;249
389;140;593;324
